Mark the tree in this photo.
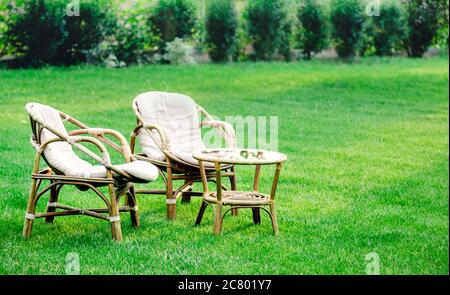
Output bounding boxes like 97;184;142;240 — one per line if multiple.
245;0;290;61
205;0;238;62
371;1;406;56
297;0;327;59
330;0;364;59
150;0;197;51
404;0;441;57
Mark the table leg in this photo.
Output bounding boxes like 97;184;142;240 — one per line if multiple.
213;203;223;235
230;166;238;216
269;163;282;236
269;202;279;236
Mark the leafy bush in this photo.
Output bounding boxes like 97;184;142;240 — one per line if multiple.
0;3;9;57
362;1;406;56
278;13;293;61
162;37;195;65
205;0;238;63
112;4;156;65
434;0;449;48
373;2;406;56
4;0;115;68
245;0;290;61
4;0;65;67
56;0;116;66
330;0;364;59
150;0;197;51
86;2;158;67
297;0;327;59
404;0;441;57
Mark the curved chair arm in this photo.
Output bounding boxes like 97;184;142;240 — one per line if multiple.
69;128;133;162
36;136;136;180
201;120;237;148
34;136;111;174
130;123;169;154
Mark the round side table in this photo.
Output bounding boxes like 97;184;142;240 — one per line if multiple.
193;148;287;235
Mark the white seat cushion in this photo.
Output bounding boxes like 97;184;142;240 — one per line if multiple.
171;150;216;168
26;103;158;182
134;91;208;166
83;160;159;181
114;160;159;181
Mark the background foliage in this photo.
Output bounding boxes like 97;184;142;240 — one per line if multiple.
0;0;448;68
205;0;238;63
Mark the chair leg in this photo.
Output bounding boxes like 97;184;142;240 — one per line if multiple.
45;182;61;223
108;184;123;242
213;203;223;235
166;168;176;220
180;179;192;203
126;186;140;229
252;207;261;225
23;179;38;239
269;203;279;236
195;201;208;226
181;188;192;203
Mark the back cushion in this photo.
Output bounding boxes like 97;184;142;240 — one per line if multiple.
134;92;205;160
26;103;92;176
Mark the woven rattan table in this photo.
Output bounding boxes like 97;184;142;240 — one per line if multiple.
193;148;287;235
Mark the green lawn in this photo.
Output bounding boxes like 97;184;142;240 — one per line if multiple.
0;57;448;274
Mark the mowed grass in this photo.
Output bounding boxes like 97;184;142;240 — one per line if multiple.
0;57;448;274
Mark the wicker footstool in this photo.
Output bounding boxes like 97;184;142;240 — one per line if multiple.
193;148;287;235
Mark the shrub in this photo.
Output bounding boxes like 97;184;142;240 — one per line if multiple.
434;0;449;47
373;2;406;56
112;4;157;65
0;3;9;57
404;0;441;57
4;0;115;67
205;0;238;63
162;37;195;65
297;0;327;59
4;0;65;67
278;13;293;61
245;0;290;61
150;0;197;51
330;0;364;59
56;0;116;66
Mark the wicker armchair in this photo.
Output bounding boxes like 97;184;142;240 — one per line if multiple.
23;103;158;241
130;91;238;220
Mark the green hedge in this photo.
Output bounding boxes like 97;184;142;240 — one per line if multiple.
330;0;364;59
3;0;115;68
245;0;290;61
149;0;197;52
404;0;442;57
1;0;447;68
297;0;327;59
205;0;238;63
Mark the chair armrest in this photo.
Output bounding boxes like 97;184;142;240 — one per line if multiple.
37;136;135;179
131;123;169;153
201;120;236;148
38;136;111;167
69;128;133;162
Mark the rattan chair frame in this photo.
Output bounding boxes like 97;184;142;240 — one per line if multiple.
23;105;146;242
130;100;238;220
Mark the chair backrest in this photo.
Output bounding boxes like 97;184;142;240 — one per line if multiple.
133;92;205;160
25;103;92;176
